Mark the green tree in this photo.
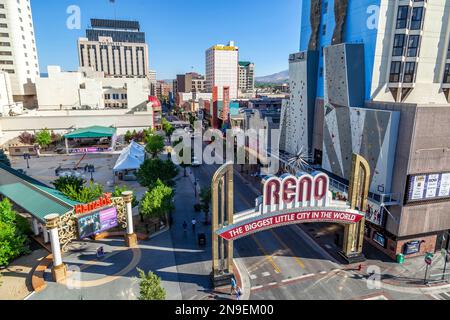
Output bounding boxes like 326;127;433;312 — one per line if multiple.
35;129;52;148
112;186;139;208
145;134;165;159
52;176;86;193
200;187;212;224
0;149;11;167
137;268;166;300
61;182;104;203
124;130;133;144
136;158;179;189
0;199;28;267
140;180;174;220
162;119;175;143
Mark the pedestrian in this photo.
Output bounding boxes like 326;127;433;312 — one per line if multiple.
357;264;363;272
192;218;197;232
230;277;237;295
236;287;242;300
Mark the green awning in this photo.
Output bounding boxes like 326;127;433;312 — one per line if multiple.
0;164;79;222
64;126;117;139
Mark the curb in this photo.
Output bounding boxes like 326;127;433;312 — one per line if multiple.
31;254;53;293
234;251;252;300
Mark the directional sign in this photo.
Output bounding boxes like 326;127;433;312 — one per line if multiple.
425;252;434;265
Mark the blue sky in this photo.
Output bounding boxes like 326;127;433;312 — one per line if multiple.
31;0;301;79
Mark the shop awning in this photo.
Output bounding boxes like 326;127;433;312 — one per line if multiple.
0;163;79;223
64;126;117;139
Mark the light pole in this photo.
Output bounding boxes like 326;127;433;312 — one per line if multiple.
23;153;31;169
87;165;95;182
442;231;450;281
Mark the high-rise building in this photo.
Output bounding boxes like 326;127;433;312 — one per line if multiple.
238;61;255;94
280;0;450;260
0;0;40;106
78;19;149;78
205;41;239;99
148;70;157;96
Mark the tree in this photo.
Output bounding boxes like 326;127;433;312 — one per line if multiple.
140;180;174;220
137;268;166;300
124;130;133;144
145;134;165;159
53;176;86;193
0;199;29;267
136;158;179;189
61;182;104;203
112;186;139;208
200;187;212;224
18;132;36;145
35;129;52;149
162;119;175;143
0;149;11;167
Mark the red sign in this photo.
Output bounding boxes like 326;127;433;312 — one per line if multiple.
75;193;112;215
218;210;364;241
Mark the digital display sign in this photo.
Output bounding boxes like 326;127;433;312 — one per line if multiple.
407;173;450;203
77;206;118;239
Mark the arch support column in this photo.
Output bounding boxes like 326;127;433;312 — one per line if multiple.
122;191;137;248
341;154;370;263
45;214;67;283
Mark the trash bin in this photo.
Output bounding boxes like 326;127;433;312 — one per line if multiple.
396;253;405;264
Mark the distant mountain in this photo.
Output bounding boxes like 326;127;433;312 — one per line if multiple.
255;70;289;84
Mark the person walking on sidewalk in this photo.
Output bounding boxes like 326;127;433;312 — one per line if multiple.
191;218;197;232
230;277;237;296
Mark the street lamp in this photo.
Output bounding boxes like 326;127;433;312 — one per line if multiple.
441;231;450;281
23;153;31;169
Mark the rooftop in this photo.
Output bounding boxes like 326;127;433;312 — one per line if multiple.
64;126;117;139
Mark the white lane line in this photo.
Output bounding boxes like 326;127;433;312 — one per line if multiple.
268;282;278;286
441;292;450;299
262;272;271;277
250;275;258;280
430;293;443;300
281;273;315;283
252;285;264;290
325;245;333;249
319;271;327;274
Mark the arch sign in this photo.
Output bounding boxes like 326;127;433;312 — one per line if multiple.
216;172;365;241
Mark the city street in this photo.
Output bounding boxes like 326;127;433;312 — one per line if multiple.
192;163;438;300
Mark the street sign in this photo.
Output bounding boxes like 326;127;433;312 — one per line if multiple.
425;252;434;266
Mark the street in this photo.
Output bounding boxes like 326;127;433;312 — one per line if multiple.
192;163;435;300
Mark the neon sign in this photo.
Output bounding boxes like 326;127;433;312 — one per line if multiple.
75;193;112;215
262;173;330;213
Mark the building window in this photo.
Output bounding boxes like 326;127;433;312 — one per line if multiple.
406;35;420;57
403;62;416;83
447;39;450;60
393;34;406;56
322;24;327;36
396;6;409;29
444;64;450;84
390;61;402;82
410;7;424;30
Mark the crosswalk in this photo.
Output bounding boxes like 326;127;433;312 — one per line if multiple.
429;292;450;300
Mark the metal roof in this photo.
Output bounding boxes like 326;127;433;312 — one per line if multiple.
64;126;117;139
0;164;78;222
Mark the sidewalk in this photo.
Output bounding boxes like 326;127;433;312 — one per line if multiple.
299;222;450;290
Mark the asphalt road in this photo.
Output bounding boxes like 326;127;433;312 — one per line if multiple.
192;163;434;300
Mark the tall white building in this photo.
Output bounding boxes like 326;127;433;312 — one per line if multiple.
78;19;149;79
205;41;239;99
0;0;39;106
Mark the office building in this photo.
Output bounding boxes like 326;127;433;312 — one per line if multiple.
78;19;149;78
279;0;450;259
176;72;206;94
205;41;239;99
238;61;255;95
148;70;157;96
0;0;40;107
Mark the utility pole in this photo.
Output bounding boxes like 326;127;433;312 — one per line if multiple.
442;231;450;281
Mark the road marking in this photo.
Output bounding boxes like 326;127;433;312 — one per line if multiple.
319;271;327;274
251;235;281;274
268;282;277;286
270;229;306;269
281;274;315;284
441;292;450;300
250;275;258;280
430;294;443;300
252;285;264;290
325;244;333;249
262;272;271;277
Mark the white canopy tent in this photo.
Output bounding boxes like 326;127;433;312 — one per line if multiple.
113;141;146;173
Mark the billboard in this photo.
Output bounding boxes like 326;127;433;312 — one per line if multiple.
77;206;118;239
407;173;450;203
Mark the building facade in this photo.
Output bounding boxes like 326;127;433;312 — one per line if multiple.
176;72;206;94
238;61;255;95
205;41;239;100
0;0;39;107
78;19;149;78
36;66;151;111
280;0;450;259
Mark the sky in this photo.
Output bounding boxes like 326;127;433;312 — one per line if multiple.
31;0;301;80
